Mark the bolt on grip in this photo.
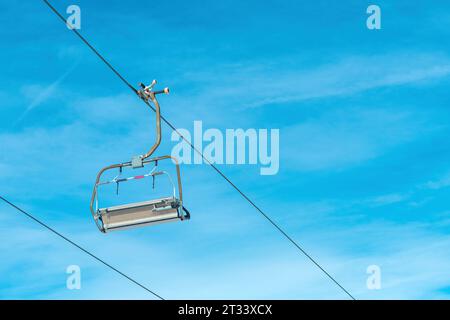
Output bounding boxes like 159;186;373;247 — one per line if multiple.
137;80;169;101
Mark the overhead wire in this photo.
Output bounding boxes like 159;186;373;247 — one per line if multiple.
0;196;164;300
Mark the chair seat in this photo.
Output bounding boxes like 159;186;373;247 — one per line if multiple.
99;197;181;232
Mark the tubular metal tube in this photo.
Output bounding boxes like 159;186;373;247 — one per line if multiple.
142;92;162;160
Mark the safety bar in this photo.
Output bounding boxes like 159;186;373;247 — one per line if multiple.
97;170;177;200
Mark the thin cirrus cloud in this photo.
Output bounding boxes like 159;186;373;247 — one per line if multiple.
422;173;450;190
181;52;450;111
12;61;80;127
2;202;450;299
281;107;429;171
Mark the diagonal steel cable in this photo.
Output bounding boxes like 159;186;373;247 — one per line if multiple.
0;196;164;300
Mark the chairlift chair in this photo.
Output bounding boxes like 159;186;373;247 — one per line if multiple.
89;80;190;233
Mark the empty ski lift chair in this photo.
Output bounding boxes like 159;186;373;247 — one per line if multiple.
90;80;190;233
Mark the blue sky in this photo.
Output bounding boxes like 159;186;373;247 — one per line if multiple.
1;0;450;299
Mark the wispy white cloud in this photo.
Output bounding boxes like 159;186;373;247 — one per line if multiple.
0;92;164;199
2;203;450;299
13;62;80;126
366;193;410;207
180;52;450;111
282;107;430;171
422;172;450;190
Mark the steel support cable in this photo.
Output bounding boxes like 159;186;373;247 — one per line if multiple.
0;196;164;300
41;0;356;300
